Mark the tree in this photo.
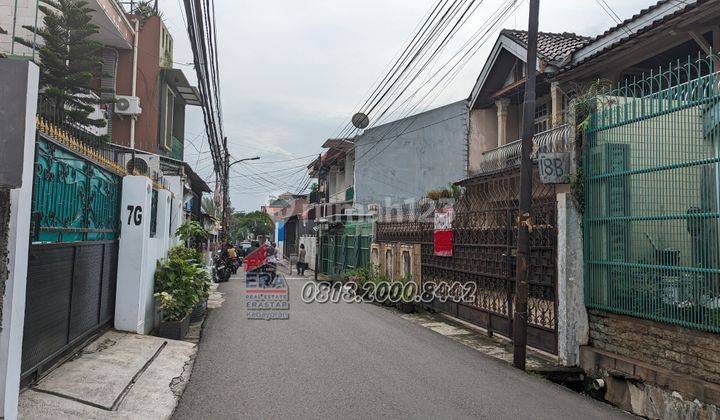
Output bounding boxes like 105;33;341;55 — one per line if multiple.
176;220;208;249
201;197;219;218
228;211;274;243
15;0;112;142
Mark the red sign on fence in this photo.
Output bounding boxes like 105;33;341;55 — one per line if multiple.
434;206;453;257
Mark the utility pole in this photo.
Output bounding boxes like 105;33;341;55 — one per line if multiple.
221;147;261;243
222;137;230;243
513;0;539;371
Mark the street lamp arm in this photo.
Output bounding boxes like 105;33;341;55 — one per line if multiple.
229;156;260;169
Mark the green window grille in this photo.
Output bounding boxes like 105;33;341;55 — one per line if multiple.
584;53;720;333
32;135;121;243
169;136;184;161
345;186;354;202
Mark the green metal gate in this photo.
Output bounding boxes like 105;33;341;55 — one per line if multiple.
319;221;372;276
584;53;720;333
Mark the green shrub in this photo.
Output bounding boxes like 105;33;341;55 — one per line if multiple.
154;256;211;321
176;220;209;244
168;244;203;265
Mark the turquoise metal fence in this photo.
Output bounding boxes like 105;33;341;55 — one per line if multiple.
32;135;122;243
584;53;720;333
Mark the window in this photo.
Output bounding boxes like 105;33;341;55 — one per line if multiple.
385;250;393;279
534;99;550;133
163;86;175;150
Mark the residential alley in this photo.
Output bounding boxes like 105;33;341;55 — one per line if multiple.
173;269;631;419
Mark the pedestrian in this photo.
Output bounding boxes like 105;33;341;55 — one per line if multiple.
297;244;307;276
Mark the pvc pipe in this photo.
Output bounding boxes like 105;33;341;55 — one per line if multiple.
130;18;139;149
591;378;606;391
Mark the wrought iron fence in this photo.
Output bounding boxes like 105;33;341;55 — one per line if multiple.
375;168;558;353
32;135;122;243
585;53;720;333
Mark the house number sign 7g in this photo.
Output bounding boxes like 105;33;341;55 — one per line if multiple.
538;152;570;184
127;205;143;226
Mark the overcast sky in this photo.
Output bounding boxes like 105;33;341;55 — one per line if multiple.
159;0;660;212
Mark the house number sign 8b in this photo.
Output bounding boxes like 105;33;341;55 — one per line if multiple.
538;152;570;184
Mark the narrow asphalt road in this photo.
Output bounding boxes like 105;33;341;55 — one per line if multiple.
174;270;631;419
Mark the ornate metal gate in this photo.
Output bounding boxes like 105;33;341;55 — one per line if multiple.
22;133;122;381
376;167;558;353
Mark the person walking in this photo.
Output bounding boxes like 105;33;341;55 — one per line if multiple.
297;244;307;276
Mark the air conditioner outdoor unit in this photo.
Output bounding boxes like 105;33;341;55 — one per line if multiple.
115;95;142;116
123;153;162;179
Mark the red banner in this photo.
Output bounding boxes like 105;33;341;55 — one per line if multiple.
434;206;454;257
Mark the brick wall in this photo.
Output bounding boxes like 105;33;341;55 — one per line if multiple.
588;309;720;385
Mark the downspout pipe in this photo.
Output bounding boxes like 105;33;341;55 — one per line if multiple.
130;17;139;150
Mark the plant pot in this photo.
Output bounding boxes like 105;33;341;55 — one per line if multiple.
157;313;190;340
190;300;207;323
398;301;416;314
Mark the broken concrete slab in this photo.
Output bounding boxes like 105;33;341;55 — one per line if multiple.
18;330;196;419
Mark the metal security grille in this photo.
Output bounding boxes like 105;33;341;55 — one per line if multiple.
376;168;558;354
585;54;720;333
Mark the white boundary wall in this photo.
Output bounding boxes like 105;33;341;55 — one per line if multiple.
0;60;38;420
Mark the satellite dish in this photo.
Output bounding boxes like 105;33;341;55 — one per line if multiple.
351;112;370;129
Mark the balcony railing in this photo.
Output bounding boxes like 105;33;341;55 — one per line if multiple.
475;124;572;174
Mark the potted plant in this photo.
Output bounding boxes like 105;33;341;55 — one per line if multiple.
167;244;210;322
154;252;212;338
397;276;417;314
155;292;191;339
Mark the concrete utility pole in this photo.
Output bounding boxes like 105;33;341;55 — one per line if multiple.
221;143;260;242
513;0;539;371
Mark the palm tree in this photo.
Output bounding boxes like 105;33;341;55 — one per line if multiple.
202;197;219;218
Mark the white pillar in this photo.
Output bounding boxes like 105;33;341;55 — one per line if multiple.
495;98;510;147
556;192;588;366
0;60;38;420
551;81;563;127
115;176;152;334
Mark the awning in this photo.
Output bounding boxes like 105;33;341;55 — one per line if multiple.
162;69;202;106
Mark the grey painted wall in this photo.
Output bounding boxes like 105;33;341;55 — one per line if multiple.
353;100;468;206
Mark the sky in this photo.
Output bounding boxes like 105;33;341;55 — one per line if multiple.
158;0;661;212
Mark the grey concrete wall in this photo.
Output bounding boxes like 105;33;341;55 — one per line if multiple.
354;100;468;206
0;189;8;323
556;192;587;366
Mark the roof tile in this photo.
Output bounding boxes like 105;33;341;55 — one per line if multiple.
501;29;591;62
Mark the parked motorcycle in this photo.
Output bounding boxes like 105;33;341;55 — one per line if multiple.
213;253;232;283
